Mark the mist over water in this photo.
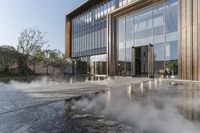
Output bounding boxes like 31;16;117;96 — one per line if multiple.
0;76;91;89
73;80;200;133
1;77;200;132
0;76;94;109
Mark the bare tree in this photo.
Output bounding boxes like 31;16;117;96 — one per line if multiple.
17;27;48;75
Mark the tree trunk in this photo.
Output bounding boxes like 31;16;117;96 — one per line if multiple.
33;59;36;74
53;66;55;75
25;55;28;68
47;65;49;75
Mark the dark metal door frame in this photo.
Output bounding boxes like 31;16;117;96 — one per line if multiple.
131;43;154;77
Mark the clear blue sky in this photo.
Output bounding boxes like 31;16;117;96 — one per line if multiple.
0;0;84;52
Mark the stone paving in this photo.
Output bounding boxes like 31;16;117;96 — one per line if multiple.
0;77;148;133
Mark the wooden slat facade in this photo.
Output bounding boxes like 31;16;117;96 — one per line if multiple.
179;0;200;80
65;16;71;58
193;0;198;80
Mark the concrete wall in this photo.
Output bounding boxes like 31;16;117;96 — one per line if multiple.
29;62;62;75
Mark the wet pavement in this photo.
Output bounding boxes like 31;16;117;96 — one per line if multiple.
0;78;106;114
0;101;140;133
3;77;200;133
0;77;147;133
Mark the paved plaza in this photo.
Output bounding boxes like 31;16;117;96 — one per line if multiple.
0;77;147;133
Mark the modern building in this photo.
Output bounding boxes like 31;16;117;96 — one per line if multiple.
66;0;200;80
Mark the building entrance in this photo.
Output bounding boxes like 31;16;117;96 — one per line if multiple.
132;44;154;77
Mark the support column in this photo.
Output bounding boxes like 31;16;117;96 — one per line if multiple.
180;0;193;80
198;0;200;80
180;0;200;80
66;16;71;58
107;14;117;76
193;0;198;80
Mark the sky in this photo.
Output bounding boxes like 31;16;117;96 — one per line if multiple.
0;0;84;52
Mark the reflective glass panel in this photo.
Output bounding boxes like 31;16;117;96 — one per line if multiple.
126;15;134;76
135;7;153;46
153;3;164;35
117;17;126;76
166;0;178;33
116;0;178;77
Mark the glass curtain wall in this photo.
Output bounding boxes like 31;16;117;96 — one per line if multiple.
71;0;116;58
119;0;139;7
71;0;116;75
135;7;153;46
153;2;165;77
126;15;134;76
117;0;178;77
165;0;178;77
90;54;107;76
117;18;126;76
71;0;151;59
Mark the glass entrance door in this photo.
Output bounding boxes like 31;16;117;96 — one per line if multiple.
131;47;135;76
148;44;154;77
131;44;154;77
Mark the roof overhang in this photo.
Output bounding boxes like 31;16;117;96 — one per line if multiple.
108;0;163;17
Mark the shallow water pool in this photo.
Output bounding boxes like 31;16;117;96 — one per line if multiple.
70;79;200;133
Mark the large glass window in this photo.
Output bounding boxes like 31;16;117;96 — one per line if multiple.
71;0;117;58
154;3;164;35
101;28;104;52
135;7;153;46
117;0;178;78
117;17;126;76
154;43;165;76
119;0;123;7
90;54;107;76
70;0;178;77
153;3;165;76
166;0;178;33
165;0;178;77
165;40;178;76
126;15;134;76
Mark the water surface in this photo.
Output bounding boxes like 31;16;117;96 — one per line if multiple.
72;80;200;133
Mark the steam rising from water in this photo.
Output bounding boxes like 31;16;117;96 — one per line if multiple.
74;81;200;133
1;77;200;132
0;76;96;103
5;76;91;89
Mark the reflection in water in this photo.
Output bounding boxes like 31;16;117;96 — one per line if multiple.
64;100;139;133
127;85;132;99
140;82;144;94
154;79;158;87
85;77;89;82
69;77;73;84
148;81;152;90
179;82;200;124
170;81;175;85
48;81;53;86
144;81;200;124
158;78;162;85
72;80;200;133
106;88;111;105
136;81;200;124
